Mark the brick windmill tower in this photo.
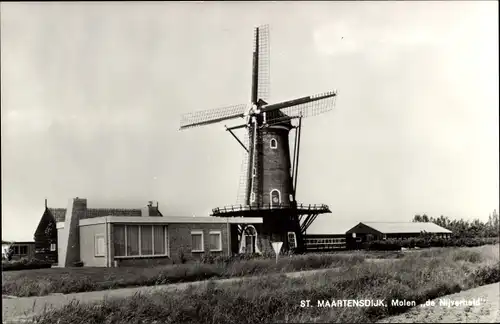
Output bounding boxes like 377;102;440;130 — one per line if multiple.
180;25;337;254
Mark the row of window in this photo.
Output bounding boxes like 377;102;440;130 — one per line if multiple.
250;189;282;203
10;245;29;255
95;226;224;258
307;246;345;250
305;238;346;245
111;225;168;257
191;230;222;252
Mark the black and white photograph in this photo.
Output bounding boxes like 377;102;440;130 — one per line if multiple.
1;1;499;323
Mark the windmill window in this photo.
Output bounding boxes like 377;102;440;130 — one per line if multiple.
252;167;256;177
270;189;281;207
50;243;56;251
250;192;256;203
270;138;277;149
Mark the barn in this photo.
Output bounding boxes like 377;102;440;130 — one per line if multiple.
345;221;453;249
42;197;261;267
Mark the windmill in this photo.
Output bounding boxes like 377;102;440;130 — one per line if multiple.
180;25;336;254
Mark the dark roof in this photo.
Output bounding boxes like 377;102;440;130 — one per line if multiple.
266;109;292;126
48;207;162;222
48;208;67;222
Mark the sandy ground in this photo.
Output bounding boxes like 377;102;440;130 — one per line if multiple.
2;267;335;323
378;282;500;323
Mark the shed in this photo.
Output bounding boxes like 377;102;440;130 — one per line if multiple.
345;222;453;248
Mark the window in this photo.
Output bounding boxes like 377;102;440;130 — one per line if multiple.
94;234;106;257
50;243;56;251
252;167;256;177
18;245;28;255
141;226;153;255
154;226;166;255
209;231;222;251
288;232;297;249
270;189;281;207
114;225;126;256
127;226;140;256
250;192;255;203
114;224;168;257
191;231;204;252
270;138;277;149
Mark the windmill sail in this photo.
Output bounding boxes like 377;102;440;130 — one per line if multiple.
256;24;270;102
279;92;337;118
261;90;337;119
236;129;250;204
251;25;271;104
180;103;249;130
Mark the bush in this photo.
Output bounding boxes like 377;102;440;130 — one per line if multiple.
2;257;52;271
363;236;499;251
470;261;500;285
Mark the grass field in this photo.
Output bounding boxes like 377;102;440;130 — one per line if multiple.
25;245;500;324
2;253;366;297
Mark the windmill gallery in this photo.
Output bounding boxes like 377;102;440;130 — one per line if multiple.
33;25;343;267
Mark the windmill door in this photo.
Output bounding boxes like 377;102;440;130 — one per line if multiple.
245;235;255;254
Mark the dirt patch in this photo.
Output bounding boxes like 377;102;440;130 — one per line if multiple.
378;283;500;323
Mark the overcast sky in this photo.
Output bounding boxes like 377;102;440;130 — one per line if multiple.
2;1;498;241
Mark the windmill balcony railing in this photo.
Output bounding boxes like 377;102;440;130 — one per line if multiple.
211;203;330;215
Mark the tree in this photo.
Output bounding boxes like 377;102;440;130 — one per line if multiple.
2;242;15;261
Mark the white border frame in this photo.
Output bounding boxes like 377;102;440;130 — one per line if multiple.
209;230;223;252
191;230;204;252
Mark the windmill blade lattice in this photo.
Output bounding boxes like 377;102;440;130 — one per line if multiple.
280;92;337;119
180;104;249;130
236;128;250;204
255;25;270;102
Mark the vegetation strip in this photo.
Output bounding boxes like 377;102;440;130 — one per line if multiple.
21;245;500;324
2;254;364;297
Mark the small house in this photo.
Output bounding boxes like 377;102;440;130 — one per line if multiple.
43;197;261;267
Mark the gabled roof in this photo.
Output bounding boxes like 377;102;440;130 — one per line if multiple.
358;222;452;234
48;207;163;222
